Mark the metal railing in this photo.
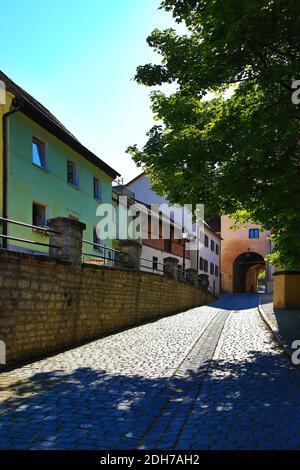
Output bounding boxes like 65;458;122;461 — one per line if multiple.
0;216;205;287
139;255;190;281
139;256;165;274
0;216;60;253
82;239;123;267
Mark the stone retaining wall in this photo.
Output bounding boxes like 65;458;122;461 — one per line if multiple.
0;249;214;367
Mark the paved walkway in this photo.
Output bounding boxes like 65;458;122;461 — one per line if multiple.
259;293;300;357
1;294;300;450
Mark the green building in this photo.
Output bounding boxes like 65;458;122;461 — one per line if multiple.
0;71;120;258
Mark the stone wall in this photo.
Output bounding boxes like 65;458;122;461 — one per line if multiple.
0;249;213;367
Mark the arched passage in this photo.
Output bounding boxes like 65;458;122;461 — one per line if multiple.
233;252;265;293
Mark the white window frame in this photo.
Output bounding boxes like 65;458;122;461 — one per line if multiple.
93;177;102;201
67;160;79;188
32;137;47;169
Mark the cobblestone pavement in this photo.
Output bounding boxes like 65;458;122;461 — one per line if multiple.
259;293;300;357
1;294;300;450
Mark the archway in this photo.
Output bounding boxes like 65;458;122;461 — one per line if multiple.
233;252;265;293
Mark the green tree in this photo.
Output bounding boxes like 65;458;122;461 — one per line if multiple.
127;0;300;268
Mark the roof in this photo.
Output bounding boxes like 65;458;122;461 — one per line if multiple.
0;71;120;179
205;216;221;234
204;221;222;240
125;172;145;186
127;173;221;239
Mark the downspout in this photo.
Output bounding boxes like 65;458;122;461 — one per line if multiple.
2;101;20;248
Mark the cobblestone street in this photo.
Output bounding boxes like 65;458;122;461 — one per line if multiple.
1;294;300;450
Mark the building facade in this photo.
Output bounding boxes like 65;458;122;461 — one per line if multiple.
0;71;119;258
126;173;221;295
112;184;192;275
209;215;273;293
189;222;221;296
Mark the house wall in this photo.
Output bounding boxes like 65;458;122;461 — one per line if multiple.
127;174;168;207
5;112;113;254
127;175;220;293
127;174;192;230
140;244;191;274
0;249;214;367
0;89;14;220
189;226;221;296
273;272;300;309
221;215;271;293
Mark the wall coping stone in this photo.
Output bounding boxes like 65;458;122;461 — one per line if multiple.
47;217;86;231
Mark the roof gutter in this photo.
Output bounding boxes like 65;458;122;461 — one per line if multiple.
2;100;20;248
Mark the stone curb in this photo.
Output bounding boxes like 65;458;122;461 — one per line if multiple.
258;295;300;370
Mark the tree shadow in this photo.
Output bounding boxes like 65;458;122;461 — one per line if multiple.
260;295;300;353
1;342;300;450
211;293;259;311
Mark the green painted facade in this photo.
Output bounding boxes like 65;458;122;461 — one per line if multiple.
5;111;114;257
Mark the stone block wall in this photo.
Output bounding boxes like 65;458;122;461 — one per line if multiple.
0;249;214;367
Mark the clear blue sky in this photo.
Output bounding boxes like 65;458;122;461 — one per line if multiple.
2;0;182;182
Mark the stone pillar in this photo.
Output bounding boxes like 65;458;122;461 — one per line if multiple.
119;240;142;269
177;265;184;282
185;268;198;285
163;257;179;279
47;217;86;265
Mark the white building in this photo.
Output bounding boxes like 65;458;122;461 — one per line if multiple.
126;173;221;295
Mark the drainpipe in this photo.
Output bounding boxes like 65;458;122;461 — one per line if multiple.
2;101;20;249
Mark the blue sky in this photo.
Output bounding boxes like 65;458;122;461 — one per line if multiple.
2;0;183;182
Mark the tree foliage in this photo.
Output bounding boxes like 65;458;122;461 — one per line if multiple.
127;0;300;268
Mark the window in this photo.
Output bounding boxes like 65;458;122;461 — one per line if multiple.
67;160;78;187
249;228;259;239
32;138;46;168
215;266;219;277
32;202;46;228
164;224;173;252
164;238;172;252
93;177;102;200
204;235;209;247
204;259;208;273
211;240;215;251
153;256;158;271
93;226;103;252
210;262;214;275
216;244;219;255
200;256;204;271
112;206;116;223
